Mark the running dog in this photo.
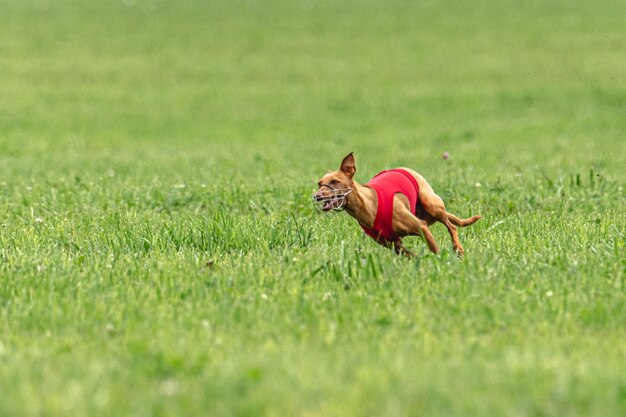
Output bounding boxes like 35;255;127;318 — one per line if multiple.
313;153;481;257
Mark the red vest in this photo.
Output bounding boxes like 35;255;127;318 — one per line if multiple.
360;169;420;243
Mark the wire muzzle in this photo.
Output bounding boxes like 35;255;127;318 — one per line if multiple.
312;185;353;212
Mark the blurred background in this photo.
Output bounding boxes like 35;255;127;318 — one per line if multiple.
1;0;624;184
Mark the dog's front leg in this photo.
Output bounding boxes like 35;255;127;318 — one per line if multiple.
393;239;416;258
392;212;440;254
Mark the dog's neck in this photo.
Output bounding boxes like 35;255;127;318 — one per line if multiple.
344;181;377;228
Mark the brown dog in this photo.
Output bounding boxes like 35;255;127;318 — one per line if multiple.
313;153;481;257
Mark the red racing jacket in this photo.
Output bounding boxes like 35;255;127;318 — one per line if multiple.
360;169;420;243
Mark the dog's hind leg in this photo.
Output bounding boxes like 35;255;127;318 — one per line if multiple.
440;213;464;256
433;209;467;256
419;193;477;256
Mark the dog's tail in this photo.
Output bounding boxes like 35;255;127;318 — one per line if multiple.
448;213;481;227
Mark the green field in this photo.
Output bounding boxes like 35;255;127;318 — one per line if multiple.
1;0;625;415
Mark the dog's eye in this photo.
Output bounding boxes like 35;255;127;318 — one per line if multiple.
330;180;338;185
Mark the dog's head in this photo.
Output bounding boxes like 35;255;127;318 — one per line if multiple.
312;152;356;212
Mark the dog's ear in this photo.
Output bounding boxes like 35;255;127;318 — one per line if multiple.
339;152;356;179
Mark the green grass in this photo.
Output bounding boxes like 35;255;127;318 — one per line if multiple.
1;0;625;416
